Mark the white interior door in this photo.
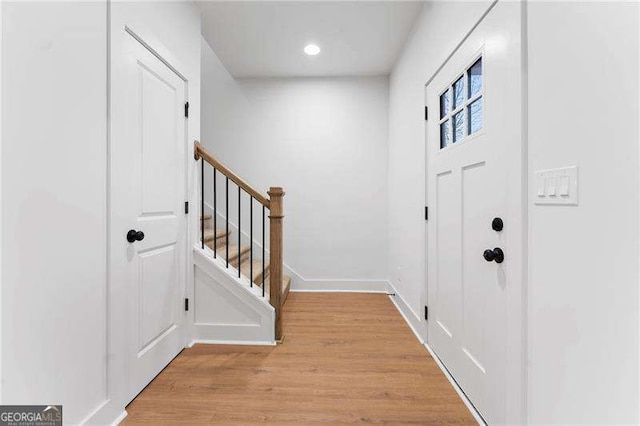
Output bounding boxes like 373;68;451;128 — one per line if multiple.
112;32;187;403
426;3;522;424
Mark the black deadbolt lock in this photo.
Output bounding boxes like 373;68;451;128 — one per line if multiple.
492;217;504;232
127;229;145;243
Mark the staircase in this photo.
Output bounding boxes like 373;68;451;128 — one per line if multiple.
200;214;291;305
195;141;288;341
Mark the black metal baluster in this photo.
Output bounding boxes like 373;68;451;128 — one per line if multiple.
238;186;241;278
213;168;217;258
200;159;204;250
250;197;253;288
262;205;266;298
226;177;229;268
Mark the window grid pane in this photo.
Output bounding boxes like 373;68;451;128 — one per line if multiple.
440;89;450;119
453;77;464;109
468;97;483;134
468;58;482;98
440;120;451;149
453;111;464;142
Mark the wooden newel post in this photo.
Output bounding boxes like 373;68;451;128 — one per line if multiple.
268;187;285;342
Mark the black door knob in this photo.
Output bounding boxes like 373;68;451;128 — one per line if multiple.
483;247;504;264
127;229;145;243
492;217;504;232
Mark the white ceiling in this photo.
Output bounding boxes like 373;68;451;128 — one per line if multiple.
198;1;424;78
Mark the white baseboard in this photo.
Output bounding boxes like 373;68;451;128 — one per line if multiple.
192;323;276;345
291;279;391;293
424;343;485;425
387;288;484;426
112;410;128;426
80;400;127;426
387;282;425;341
190;339;276;346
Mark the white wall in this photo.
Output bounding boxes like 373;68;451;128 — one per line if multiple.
1;3;108;423
387;0;493;327
201;38;389;290
527;2;639;423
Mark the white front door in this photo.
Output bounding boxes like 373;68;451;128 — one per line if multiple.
112;32;187;402
426;3;522;424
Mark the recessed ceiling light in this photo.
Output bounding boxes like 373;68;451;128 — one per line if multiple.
304;44;321;56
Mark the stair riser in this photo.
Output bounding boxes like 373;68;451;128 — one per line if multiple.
254;268;270;286
205;235;228;250
229;250;251;268
206;240;250;265
237;257;271;286
251;267;270;287
235;257;271;286
263;276;291;304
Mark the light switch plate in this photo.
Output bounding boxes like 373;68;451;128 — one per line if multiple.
534;166;578;205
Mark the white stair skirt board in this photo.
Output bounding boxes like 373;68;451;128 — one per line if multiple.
112;410;128;426
80;401;127;426
193;246;275;345
387;283;485;426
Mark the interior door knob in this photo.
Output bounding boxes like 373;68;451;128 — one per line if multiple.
127;229;145;243
483;247;504;264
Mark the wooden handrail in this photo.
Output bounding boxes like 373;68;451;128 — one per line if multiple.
194;141;270;208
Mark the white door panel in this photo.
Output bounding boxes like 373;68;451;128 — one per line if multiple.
138;245;178;353
432;169;461;375
140;63;180;215
112;31;187;403
426;2;521;424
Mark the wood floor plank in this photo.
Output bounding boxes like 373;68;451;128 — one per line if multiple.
123;293;476;425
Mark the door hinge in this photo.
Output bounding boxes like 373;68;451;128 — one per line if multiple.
425;106;428;121
184;101;189;118
185;298;189;311
184;201;189;214
424;305;428;321
425;206;428;221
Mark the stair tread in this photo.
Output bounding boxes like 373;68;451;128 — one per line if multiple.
261;274;292;304
225;244;250;262
203;228;228;241
239;259;270;284
201;214;212;221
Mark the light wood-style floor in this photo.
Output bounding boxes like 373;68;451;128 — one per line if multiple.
123;293;476;425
